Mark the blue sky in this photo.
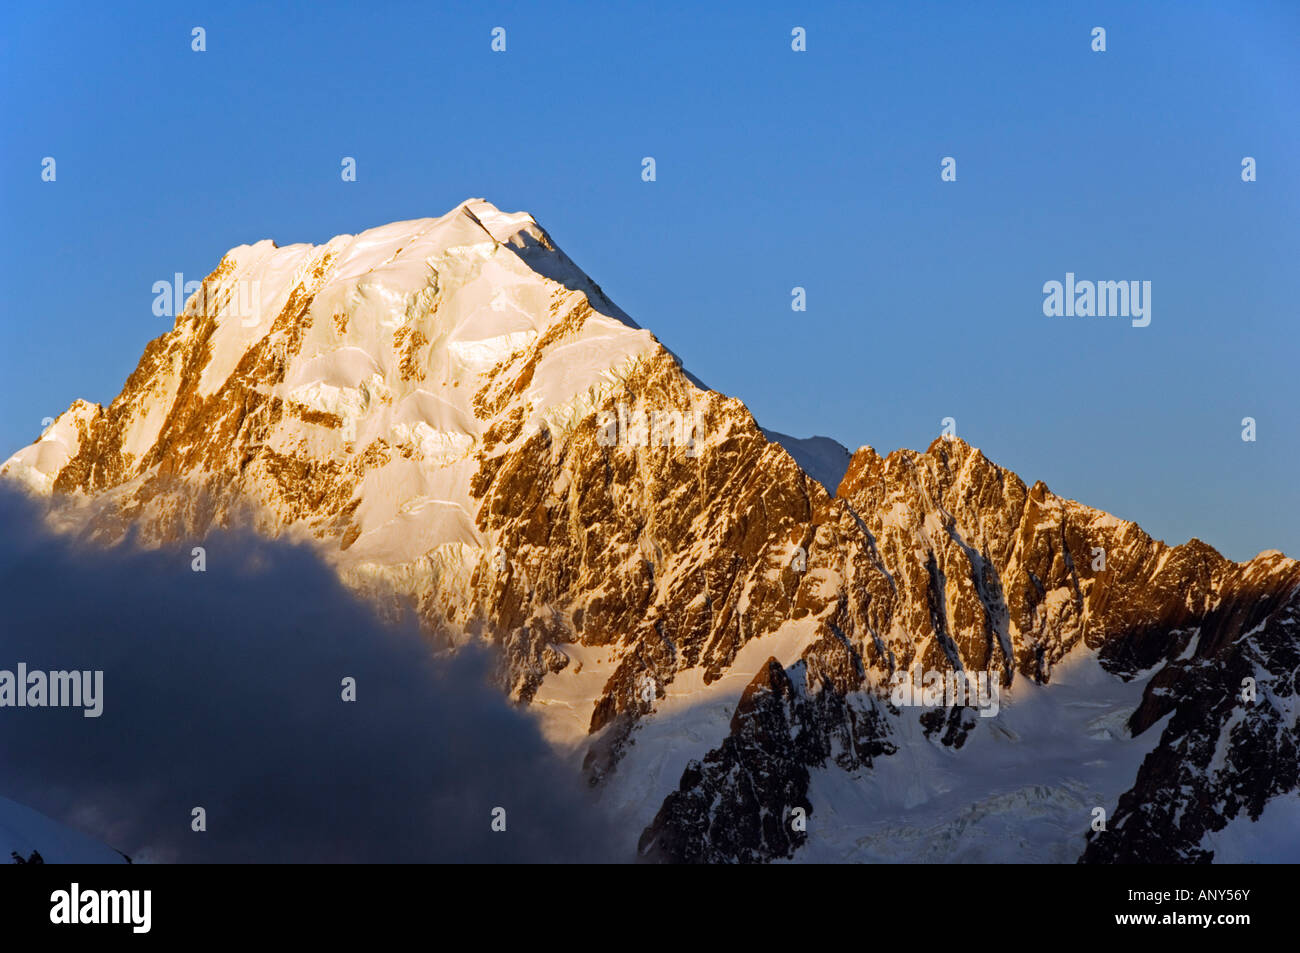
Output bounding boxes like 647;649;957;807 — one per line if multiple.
1;0;1297;560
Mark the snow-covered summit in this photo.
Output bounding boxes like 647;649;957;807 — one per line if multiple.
3;200;675;563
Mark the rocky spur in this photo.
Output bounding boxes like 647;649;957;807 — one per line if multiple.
0;663;103;717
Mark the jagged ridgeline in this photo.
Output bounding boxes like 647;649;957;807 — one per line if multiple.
7;200;1298;863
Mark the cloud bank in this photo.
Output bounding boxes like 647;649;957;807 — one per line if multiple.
0;489;621;862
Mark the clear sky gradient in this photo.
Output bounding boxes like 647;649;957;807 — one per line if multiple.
2;1;1297;560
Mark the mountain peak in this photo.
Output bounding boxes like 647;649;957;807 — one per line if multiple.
459;198;538;242
3;200;685;565
5;202;1300;865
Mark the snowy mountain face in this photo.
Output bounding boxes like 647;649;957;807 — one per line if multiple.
6;199;1298;863
0;795;128;864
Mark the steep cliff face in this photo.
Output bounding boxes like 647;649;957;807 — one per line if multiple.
6;199;1298;863
1083;551;1300;863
